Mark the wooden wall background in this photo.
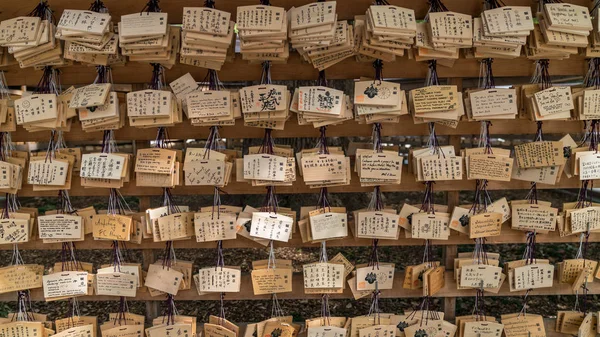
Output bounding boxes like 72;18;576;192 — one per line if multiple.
0;0;598;333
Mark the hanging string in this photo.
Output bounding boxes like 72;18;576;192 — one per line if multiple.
94;66;113;85
367;282;381;325
204;0;216;8
270;294;285;317
366;60;386;268
89;0;108;12
316;127;329;155
215;239;226;323
314;69;333;323
13;291;34;322
149;64;166;91
470;59;496;308
592;0;600;18
203;70;225;92
111;296;130;326
478;122;493;154
571;61;600;313
259;129;276;156
58;189;84;273
584;58;600;89
425;61;440;86
407;295;440;326
161;176;179;323
35;67;61;95
526;59;548;208
161;293;179;326
531;60;552;90
141;0;161;13
28;1;54;23
320;293;331;324
0;72;10;101
425;0;449;22
372;124;383;154
427;124;443;158
483;0;504;10
9;122;30;326
261;62;272;85
207;110;226;320
473;287;486;321
260;0;271;6
479;59;495;90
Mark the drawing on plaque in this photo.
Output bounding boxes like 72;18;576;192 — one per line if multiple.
397;322;409;332
365;272;377;284
271;328;283;337
459;214;469;227
259;88;280;111
414;329;428;337
364;84;379;98
563;146;571;159
243;219;252;232
318;91;334;110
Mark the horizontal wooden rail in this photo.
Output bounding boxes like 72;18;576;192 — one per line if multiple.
2;54;589;86
2;228;597;249
0;0;589;24
9;117;587;143
14;169;589;197
0;271;593;301
4;223;599;250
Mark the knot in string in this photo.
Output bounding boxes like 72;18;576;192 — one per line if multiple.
260;61;272;84
479;58;495;89
142;0;161;13
89;0;107;13
373;60;384;81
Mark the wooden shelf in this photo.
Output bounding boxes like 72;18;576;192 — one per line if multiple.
0;0;593;319
0;271;594;301
13;168;587;197
8;117;587;143
4;223;599;250
0;0;587;24
2;54;589;86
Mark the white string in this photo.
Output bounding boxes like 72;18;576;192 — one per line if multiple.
575;233;585;259
530;61;542;85
49;68;61;95
0;72;9;100
171;243;177;267
3;132;14;158
11;244;23;266
267;240;276;269
54;131;67;152
367;189;382;211
115;189;133;214
319;241;328;263
478;122;489;148
71;297;81;319
478;61;485;90
270;294;285;317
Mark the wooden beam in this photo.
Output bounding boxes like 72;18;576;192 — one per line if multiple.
11;169;592;197
0;0;590;28
1;271;595;301
10;117;586;143
4;223;598;250
2;54;588;85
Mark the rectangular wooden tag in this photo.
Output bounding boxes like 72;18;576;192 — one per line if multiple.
469;212;502;238
251;268;293;295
